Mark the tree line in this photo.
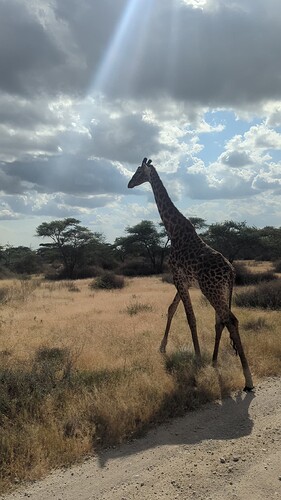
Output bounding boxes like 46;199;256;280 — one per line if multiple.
1;217;281;279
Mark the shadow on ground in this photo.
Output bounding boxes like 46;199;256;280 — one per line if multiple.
97;389;255;467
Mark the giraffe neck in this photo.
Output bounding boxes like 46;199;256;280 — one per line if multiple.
149;166;194;239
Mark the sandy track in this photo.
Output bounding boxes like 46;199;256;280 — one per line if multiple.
2;377;281;500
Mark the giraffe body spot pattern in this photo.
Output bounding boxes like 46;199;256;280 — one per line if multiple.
128;158;254;391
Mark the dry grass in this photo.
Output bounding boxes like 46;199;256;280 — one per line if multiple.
244;260;274;272
0;269;281;492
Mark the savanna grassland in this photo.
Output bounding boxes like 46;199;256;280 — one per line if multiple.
1;266;281;492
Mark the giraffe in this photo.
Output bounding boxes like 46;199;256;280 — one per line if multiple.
128;158;254;391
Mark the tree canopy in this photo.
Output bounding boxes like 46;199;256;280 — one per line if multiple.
202;220;261;262
1;217;281;279
36;218;96;278
114;220;169;273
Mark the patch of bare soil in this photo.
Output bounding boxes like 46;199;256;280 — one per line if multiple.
2;377;281;500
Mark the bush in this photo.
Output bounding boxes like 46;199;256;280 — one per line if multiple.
273;260;281;273
35;346;70;366
233;262;277;286
234;280;281;309
90;272;125;290
0;287;10;305
165;349;198;374
73;265;104;279
66;282;81;292
126;302;153;316
0;265;15;280
242;317;268;331
120;259;154;277
161;273;174;284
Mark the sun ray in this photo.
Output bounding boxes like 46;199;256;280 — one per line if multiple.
91;0;154;95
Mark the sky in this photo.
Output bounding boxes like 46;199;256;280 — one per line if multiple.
1;0;281;248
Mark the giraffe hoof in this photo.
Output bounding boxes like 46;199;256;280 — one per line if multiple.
243;386;255;392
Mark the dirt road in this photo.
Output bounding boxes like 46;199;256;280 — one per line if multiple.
3;377;281;500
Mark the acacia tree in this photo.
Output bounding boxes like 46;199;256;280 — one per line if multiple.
2;245;40;274
114;220;169;273
258;226;281;260
189;217;208;232
36;218;95;278
202;220;260;262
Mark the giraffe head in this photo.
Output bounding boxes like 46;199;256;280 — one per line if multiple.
128;157;153;188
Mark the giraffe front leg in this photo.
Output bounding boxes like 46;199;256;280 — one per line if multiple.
160;292;181;353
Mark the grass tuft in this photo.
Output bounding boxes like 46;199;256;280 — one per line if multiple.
0;287;10;305
89;272;125;290
273;260;281;273
242;316;268;331
126;301;153;316
66;282;81;292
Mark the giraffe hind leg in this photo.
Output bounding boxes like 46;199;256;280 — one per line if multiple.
225;311;254;391
212;314;225;366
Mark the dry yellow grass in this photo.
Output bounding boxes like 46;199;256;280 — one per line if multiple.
241;260;274;272
0;272;281;492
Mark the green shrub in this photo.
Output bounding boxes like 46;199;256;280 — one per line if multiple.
234;280;281;309
66;282;81;292
233;262;277;286
90;272;125;290
165;350;197;374
73;367;126;388
35;346;69;366
0;287;10;305
273;260;281;273
126;302;153;316
0;265;15;279
73;265;104;279
120;259;153;277
161;273;174;284
242;317;268;331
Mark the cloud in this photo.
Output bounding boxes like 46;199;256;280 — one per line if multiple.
183;162;256;200
265;102;281;128
252;163;281;193
0;192;120;220
177;119;281;200
220;151;254;168
77;0;281;109
218;123;281;170
0;0;281;241
1;0;280;108
0;1;65;96
1;156;128;196
0;169;23;195
89;112;163;163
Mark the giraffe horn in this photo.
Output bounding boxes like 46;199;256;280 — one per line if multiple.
147;159;152;165
142;157;147;165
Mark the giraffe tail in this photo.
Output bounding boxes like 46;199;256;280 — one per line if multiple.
228;271;234;311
